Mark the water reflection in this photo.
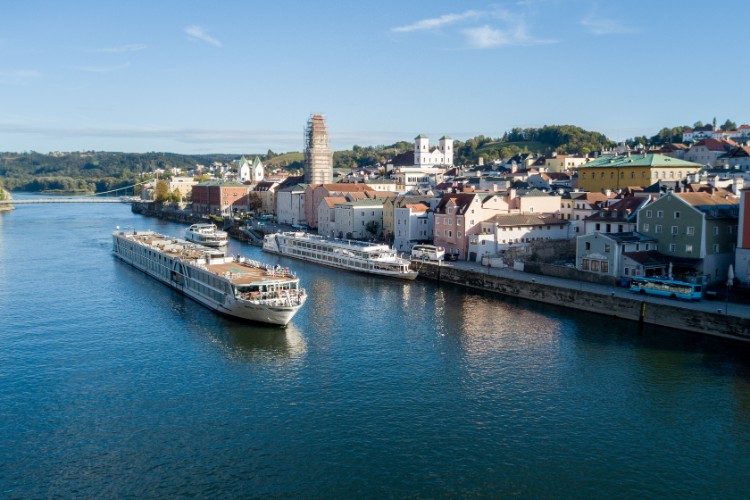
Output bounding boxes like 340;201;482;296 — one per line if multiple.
209;322;307;363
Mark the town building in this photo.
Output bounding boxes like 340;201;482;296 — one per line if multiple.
168;177;197;201
684;138;737;167
583;196;654;235
393;202;433;252
191;181;250;215
543;154;589;173
276;182;308;226
251;180;280;215
317;196;348;238
433;193;508;260
383;194;437;243
577;153;702;192
734;187;750;285
469;214;570;262
576;232;661;278
304;183;376;229
332;199;384;240
238;156;265;183
414;134;453;167
637;191;739;284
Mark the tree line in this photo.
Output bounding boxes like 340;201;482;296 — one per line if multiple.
8;122;713;193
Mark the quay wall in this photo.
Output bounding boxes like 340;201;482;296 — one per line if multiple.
417;262;750;343
131;202;252;242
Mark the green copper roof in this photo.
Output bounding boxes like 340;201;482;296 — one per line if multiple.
415;134;428;139
196;180;246;187
579;153;702;169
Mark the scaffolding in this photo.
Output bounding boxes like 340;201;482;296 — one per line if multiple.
304;114;333;185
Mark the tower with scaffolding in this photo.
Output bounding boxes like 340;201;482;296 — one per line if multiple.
304;114;333;185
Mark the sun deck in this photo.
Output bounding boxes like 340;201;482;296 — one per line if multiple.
203;260;298;285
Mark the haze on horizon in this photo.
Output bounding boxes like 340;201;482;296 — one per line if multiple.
1;0;748;155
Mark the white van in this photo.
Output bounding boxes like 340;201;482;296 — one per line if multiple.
411;244;445;261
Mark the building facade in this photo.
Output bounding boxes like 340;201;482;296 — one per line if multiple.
637;191;739;284
577;153;702;192
393;203;433;252
191;181;250;215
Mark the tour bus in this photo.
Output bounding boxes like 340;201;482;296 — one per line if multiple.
411;244;445;261
628;276;703;301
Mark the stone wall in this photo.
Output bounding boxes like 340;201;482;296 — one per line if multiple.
417;262;750;343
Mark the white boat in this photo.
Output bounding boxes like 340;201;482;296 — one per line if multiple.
113;229;306;326
185;223;228;247
263;232;418;280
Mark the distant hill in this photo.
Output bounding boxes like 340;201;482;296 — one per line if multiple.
0;125;616;192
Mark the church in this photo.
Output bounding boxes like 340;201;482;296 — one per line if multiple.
238;156;264;183
414;134;453;168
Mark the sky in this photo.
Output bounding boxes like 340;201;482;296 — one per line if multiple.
2;0;749;155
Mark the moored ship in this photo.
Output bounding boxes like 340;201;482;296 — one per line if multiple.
185;223;228;247
113;229;306;326
263;232;418;280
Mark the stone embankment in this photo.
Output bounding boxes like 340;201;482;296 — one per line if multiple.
415;261;750;343
130;202;254;242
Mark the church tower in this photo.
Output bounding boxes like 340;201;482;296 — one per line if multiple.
439;136;453;166
304;114;333;185
414;134;429;167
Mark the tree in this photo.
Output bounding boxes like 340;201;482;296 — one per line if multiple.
365;220;380;239
168;188;182;203
248;192;263;213
154;180;169;203
721;119;737;131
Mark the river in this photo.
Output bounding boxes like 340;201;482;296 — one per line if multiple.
1;195;750;497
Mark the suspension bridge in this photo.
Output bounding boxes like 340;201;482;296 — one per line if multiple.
0;181;149;205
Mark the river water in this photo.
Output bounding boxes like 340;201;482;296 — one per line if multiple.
1;196;750;498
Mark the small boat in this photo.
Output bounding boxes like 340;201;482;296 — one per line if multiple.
263;231;418;280
185;223;228;247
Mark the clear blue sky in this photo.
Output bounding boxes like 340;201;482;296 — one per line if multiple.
2;0;748;154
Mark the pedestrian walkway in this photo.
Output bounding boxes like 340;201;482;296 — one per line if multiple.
441;260;750;319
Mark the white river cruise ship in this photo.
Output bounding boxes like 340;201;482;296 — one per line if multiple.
263;232;418;280
113;229;306;326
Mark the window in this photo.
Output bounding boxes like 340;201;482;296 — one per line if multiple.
646;210;652;218
674;211;680;219
642;223;650;232
595;223;601;231
714;226;719;236
585;242;591;250
604;244;611;252
714;243;720;253
656;210;664;218
671;226;678;235
669;243;676;252
458;232;462;238
655;224;662;233
685;244;693;253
